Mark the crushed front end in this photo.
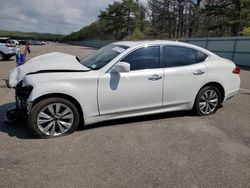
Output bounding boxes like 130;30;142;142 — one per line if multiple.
15;81;33;111
4;80;33;123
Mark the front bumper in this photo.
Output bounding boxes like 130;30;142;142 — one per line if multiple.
5;80;29;110
3;85;29;124
6;79;32;111
16;95;28;111
3;92;30;124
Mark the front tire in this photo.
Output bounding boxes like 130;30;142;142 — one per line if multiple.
28;97;80;138
194;86;221;116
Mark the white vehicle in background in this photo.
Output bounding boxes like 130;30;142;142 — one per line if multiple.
10;39;19;45
0;37;16;61
6;41;240;138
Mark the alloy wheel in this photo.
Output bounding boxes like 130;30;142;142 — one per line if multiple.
37;103;74;136
199;89;219;115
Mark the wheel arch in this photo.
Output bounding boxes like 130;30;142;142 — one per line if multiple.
199;82;225;103
31;93;84;124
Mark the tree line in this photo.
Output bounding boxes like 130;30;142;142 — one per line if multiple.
0;30;64;41
63;0;250;41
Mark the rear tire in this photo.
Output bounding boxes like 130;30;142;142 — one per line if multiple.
0;52;5;61
28;97;80;138
194;86;221;116
4;55;11;61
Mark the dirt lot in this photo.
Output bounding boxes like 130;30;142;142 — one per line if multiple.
0;43;250;188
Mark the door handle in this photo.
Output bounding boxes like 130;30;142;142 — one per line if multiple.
193;70;205;76
148;74;163;81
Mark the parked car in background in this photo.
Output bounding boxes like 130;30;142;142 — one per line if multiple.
18;40;26;45
7;41;240;138
29;40;46;45
29;40;39;45
10;39;19;45
19;40;30;45
0;37;16;61
18;40;48;45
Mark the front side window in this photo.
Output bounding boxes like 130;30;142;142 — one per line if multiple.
162;46;197;67
121;46;160;71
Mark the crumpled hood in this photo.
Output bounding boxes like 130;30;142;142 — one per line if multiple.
8;52;90;87
21;52;89;73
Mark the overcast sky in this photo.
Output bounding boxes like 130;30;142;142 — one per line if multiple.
0;0;146;35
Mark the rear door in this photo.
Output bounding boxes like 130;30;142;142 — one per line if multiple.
161;45;208;107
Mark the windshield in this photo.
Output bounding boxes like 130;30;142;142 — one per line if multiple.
80;44;128;70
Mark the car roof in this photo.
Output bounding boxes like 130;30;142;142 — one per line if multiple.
114;40;218;57
115;40;205;48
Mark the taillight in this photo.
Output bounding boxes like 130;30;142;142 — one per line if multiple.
233;66;240;74
5;44;12;48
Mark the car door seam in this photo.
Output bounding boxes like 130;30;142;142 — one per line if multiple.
161;68;165;107
97;77;101;116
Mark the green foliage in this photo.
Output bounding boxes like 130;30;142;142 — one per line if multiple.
0;30;64;41
242;27;250;35
98;0;141;40
98;1;127;40
63;0;250;41
63;21;110;41
64;0;144;41
124;27;145;40
203;0;250;36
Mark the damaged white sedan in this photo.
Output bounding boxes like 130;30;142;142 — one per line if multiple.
6;41;240;138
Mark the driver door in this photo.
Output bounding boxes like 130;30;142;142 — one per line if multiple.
98;46;164;115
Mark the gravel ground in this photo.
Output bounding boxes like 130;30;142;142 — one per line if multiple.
0;43;249;188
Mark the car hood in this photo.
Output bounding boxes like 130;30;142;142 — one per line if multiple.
8;52;90;87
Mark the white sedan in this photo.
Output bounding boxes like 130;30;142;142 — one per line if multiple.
7;41;241;138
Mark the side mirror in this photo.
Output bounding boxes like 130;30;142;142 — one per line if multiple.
112;62;130;73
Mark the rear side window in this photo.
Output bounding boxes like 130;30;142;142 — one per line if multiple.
162;46;197;67
122;46;160;71
196;50;208;62
0;39;11;43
